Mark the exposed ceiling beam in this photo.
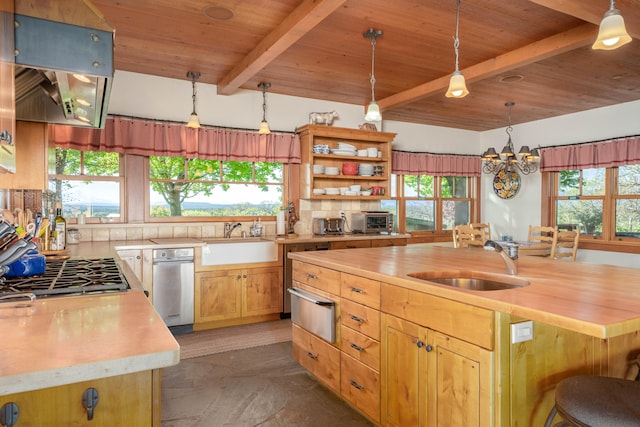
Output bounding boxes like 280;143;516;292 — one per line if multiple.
378;23;596;112
528;0;640;39
217;0;347;95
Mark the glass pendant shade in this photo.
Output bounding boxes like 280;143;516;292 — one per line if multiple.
187;113;200;129
445;70;469;98
258;120;271;134
592;8;632;50
365;101;382;122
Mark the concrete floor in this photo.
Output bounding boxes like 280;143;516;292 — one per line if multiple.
161;341;375;426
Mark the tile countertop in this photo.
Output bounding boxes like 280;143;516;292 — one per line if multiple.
0;247;180;396
289;244;640;340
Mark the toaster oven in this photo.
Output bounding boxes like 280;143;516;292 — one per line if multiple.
351;211;393;234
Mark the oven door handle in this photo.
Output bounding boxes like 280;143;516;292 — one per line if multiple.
288;287;334;307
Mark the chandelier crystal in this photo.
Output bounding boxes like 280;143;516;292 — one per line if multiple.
481;102;540;175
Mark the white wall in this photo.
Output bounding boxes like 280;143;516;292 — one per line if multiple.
108;71;639;267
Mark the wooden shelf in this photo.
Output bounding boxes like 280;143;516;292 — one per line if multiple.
297;124;396;200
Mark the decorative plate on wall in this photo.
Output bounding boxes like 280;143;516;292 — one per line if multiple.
493;169;521;199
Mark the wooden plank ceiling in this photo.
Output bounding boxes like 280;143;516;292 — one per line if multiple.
86;0;640;131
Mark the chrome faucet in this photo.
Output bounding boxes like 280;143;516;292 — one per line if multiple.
224;222;242;239
483;240;518;275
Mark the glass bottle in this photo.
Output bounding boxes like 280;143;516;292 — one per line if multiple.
54;208;66;250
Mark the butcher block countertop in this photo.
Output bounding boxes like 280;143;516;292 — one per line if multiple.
0;254;179;396
289;244;640;339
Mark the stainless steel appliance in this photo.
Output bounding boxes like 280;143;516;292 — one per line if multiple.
152;248;194;331
0;258;129;301
312;217;345;236
288;287;336;343
282;241;330;315
351;211;394;234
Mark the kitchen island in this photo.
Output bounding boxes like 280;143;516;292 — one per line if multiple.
0;252;179;426
288;244;640;426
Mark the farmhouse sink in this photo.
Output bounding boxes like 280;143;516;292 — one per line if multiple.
407;270;530;291
201;238;278;266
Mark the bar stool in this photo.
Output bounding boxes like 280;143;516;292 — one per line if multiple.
544;356;640;426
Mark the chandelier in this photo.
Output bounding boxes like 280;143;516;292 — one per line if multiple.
481;102;540;175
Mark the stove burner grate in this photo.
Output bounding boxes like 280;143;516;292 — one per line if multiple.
0;257;129;298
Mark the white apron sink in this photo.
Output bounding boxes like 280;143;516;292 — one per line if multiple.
201;239;278;265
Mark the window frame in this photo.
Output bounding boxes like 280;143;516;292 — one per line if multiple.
543;167;640;254
394;174;480;242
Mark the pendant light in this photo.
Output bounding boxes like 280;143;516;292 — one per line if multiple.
186;71;201;128
258;82;271;135
363;28;383;122
445;0;469;98
592;0;632;50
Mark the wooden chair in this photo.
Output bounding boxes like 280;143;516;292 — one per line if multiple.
469;223;491;240
553;229;580;261
524;225;558;257
453;224;486;248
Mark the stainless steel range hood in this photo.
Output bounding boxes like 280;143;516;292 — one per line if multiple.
14;14;113;128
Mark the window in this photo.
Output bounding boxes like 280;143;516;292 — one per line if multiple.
47;148;123;222
148;156;284;218
399;174;477;234
548;164;640;246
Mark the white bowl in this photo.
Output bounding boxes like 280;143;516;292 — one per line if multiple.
357;149;368;157
313;165;325;174
345;190;358;196
361;190;372;196
313;188;326;195
349;184;361;191
367;148;378;157
324;166;340;175
325;188;340;195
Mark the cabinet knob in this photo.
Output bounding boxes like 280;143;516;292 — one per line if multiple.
0;402;19;427
82;387;99;421
416;340;424;348
425;345;433;352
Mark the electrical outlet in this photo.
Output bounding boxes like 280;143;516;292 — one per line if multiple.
511;321;533;344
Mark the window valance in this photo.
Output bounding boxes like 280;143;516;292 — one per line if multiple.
392;150;481;176
540;135;640;171
49;116;301;163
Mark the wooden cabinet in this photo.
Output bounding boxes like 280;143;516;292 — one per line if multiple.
297;124;395;200
381;314;492;427
330;238;407;250
292;323;341;393
195;266;282;326
117;249;143;281
0;370;157;426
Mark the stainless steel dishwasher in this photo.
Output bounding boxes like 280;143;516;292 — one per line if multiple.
152;248;194;331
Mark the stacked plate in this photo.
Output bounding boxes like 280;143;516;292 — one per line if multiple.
358;163;374;176
325;166;340;175
337;142;356;151
331;147;357;156
325;188;340;195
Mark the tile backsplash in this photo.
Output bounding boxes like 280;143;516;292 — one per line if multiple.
70;200;384;242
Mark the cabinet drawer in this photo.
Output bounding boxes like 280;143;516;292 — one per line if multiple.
292;323;340;393
330;240;370;250
292;260;340;294
341;273;380;309
381;284;494;350
341;298;380;340
370;238;407;247
341;325;380;370
341;353;380;424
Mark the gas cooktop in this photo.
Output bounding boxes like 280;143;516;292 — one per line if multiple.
0;258;129;299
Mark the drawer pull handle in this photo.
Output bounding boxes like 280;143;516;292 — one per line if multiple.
307;273;318;280
306;351;318;360
350;314;364;323
350;380;364;390
350;287;364;294
350;342;365;352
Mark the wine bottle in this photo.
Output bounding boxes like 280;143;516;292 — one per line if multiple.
54;208;67;250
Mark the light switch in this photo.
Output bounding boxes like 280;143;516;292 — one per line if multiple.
511;320;534;344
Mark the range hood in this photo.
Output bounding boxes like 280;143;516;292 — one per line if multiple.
14;14;113;128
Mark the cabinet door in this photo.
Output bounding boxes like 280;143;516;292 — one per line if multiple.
0;371;153;426
242;266;283;316
381;314;428;427
428;331;492;427
117;249;143;282
194;269;242;323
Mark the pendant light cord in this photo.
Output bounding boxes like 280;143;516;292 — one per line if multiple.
262;89;267;122
370;36;377;101
452;0;461;72
191;79;197;115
